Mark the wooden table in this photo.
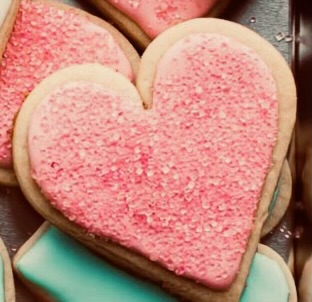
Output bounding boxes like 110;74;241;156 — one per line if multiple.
0;0;293;300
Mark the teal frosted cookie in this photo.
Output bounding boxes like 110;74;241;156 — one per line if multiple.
241;244;296;302
14;223;296;302
0;237;15;302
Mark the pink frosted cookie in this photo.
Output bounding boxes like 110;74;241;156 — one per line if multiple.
86;0;230;48
13;19;296;302
0;0;139;186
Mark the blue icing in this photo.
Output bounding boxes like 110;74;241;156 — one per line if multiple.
16;227;289;302
240;253;289;302
17;227;176;302
268;181;281;215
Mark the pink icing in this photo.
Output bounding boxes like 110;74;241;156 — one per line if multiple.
108;0;217;38
0;0;133;168
28;34;278;288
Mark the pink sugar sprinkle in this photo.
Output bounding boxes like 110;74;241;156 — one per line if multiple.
28;34;278;288
109;0;217;38
0;0;133;168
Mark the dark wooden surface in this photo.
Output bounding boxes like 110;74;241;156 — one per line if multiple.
0;0;293;301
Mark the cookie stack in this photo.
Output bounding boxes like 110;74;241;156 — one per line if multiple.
0;1;300;301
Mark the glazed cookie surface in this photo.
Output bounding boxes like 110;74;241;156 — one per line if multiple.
14;19;296;302
241;245;296;302
0;0;139;185
14;224;176;302
109;0;218;38
14;224;297;302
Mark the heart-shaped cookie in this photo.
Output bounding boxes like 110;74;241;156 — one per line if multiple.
0;0;19;57
86;0;230;49
13;223;297;302
0;0;139;186
13;19;296;302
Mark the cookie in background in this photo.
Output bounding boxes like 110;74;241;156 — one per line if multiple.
85;0;231;49
261;161;292;238
14;223;297;302
0;0;140;186
0;237;15;302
